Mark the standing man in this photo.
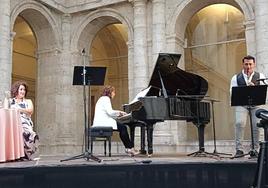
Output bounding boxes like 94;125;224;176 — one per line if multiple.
230;55;266;157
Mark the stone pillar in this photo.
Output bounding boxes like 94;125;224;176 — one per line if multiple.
0;0;11;99
255;0;268;142
132;0;148;94
127;40;135;99
255;0;268;73
55;14;82;147
244;20;256;56
152;0;165;63
37;14;85;156
151;0;175;152
165;25;188;152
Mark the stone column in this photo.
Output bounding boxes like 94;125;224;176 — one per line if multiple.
255;0;268;73
55;14;82;147
244;20;256;56
37;14;85;155
165;25;188;153
127;40;135;99
132;0;148;94
255;0;268;142
0;0;11;99
152;0;165;63
151;0;175;152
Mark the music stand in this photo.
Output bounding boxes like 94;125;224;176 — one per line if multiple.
204;98;232;157
60;65;106;162
231;85;267;159
72;66;106;86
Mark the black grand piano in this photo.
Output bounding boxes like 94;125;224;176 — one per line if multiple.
117;53;210;155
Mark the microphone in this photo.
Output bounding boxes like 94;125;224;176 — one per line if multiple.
246;68;250;77
255;109;268;120
256;78;268;82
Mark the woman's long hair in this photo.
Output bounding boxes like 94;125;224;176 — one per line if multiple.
101;85;115;98
11;80;28;98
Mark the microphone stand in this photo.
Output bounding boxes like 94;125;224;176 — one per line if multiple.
252;116;268;188
61;49;101;163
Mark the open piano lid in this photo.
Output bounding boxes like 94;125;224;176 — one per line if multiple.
146;53;208;100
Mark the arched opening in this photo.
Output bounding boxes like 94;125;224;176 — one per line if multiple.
12;16;37;121
11;7;62;155
184;4;247;142
76;15;129;121
90;23;128;123
74;12;131;152
90;23;128;105
78;23;128;143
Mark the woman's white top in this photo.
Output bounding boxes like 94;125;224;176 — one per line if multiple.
92;96;122;130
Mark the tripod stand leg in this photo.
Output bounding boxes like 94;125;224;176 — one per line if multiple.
256;144;265;188
248;107;258;158
210;100;232;156
251;142;266;188
85;152;102;162
60;151;102;163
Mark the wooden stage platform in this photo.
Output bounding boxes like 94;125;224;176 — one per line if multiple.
0;153;260;188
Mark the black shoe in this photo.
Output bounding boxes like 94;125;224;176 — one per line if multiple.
249;150;258;158
234;150;244;157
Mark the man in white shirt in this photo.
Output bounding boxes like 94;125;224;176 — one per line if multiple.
230;55;266;157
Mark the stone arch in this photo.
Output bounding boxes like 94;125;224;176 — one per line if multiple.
10;0;61;51
71;8;133;52
10;1;63;152
168;0;251;145
167;0;254;44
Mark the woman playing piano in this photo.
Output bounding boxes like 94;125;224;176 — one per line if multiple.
92;85;139;156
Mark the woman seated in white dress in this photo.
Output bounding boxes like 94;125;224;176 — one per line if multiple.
10;80;39;160
92;85;139;156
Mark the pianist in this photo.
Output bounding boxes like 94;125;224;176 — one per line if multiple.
92;85;139;156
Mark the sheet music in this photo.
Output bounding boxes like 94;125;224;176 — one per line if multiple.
129;86;151;104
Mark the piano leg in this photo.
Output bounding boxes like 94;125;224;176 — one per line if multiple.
129;123;146;154
140;126;146;154
147;123;154;155
198;124;205;152
188;123;212;157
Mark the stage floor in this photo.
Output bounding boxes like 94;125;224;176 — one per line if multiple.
0;152;257;168
0;153;260;188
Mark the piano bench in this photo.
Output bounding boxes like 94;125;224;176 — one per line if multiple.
89;126;113;157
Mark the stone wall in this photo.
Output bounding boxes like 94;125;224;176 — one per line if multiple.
0;0;266;156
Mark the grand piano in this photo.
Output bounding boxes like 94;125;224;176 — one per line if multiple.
117;53;211;155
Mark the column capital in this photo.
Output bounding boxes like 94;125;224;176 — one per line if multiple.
243;20;255;30
166;34;185;48
62;13;71;20
126;40;134;49
37;48;62;56
151;0;165;3
128;0;148;6
62;14;72;50
10;31;16;41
